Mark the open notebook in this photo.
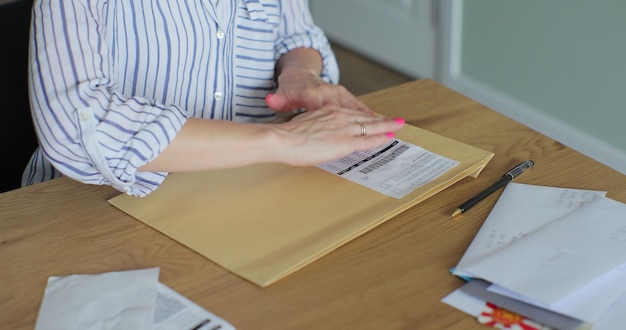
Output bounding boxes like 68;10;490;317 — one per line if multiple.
109;122;493;287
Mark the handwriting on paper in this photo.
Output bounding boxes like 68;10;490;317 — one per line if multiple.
556;190;603;209
540;248;580;269
485;230;524;249
610;226;626;242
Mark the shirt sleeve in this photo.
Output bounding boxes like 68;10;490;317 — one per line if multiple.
273;0;340;84
29;0;188;196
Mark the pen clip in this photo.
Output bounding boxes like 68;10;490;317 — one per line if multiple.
505;160;534;179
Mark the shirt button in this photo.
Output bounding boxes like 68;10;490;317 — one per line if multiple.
216;29;225;39
214;91;223;100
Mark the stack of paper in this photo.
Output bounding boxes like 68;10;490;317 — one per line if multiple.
35;268;234;330
443;183;626;330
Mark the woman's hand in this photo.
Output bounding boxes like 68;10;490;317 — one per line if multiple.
267;47;372;114
266;68;372;114
141;106;403;173
270;104;405;166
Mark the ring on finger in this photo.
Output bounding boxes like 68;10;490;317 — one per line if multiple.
357;121;367;136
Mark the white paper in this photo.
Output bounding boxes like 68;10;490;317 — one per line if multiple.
317;139;459;199
460;197;626;306
594;288;626;330
488;262;626;322
443;278;626;330
442;281;487;317
453;183;605;278
154;283;234;330
35;268;160;330
442;280;590;330
34;268;235;330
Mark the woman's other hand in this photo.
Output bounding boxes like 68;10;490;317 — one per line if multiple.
268;48;373;114
266;70;372;114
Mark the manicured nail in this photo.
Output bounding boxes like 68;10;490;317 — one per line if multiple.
265;93;274;102
394;118;405;125
386;132;395;138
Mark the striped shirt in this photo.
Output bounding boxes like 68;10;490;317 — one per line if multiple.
23;0;339;196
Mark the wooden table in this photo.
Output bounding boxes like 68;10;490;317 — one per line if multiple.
2;79;625;329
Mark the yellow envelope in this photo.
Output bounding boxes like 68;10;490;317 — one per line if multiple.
109;123;493;287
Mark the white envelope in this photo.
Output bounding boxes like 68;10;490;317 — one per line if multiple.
487;263;626;322
460;197;626;306
442;279;589;330
443;277;626;330
454;183;605;278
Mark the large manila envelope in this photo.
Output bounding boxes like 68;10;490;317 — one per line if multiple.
109;123;493;287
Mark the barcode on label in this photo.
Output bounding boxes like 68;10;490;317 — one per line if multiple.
359;145;410;174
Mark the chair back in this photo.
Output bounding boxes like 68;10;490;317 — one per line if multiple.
0;0;38;193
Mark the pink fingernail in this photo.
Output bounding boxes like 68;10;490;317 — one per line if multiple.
394;118;405;124
265;93;274;102
386;132;395;138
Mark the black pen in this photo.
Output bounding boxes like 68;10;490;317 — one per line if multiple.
450;160;535;218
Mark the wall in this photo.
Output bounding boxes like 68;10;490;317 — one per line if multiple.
309;0;437;79
439;0;626;175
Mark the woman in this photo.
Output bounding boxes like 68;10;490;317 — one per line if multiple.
23;0;404;196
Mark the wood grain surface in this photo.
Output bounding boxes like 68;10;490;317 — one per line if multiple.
2;79;625;330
